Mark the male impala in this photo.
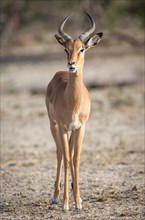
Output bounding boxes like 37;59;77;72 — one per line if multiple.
46;12;103;210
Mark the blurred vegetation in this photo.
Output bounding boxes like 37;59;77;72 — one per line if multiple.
0;0;144;47
125;0;145;27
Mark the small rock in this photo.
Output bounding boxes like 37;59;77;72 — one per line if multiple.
132;185;138;191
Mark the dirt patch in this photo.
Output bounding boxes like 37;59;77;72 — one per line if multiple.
1;81;144;219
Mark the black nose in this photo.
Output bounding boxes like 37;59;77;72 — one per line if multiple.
68;61;75;65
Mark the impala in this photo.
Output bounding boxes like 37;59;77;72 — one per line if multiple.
46;12;103;210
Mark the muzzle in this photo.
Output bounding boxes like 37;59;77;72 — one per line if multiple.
68;63;77;73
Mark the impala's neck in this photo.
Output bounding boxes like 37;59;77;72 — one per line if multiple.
65;69;84;113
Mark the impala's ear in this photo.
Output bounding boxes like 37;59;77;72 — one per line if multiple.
85;32;103;50
55;34;66;47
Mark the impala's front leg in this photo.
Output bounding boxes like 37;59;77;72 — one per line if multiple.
50;122;62;204
59;128;70;210
73;125;85;210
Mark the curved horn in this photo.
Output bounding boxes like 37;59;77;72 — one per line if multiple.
58;14;71;41
79;12;96;42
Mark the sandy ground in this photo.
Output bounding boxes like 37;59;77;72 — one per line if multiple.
0;47;144;219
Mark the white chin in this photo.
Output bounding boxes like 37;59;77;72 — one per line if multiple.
69;69;76;73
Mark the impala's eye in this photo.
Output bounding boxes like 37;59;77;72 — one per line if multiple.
79;48;85;53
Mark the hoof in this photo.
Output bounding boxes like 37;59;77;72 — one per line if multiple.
63;203;69;211
75;203;82;210
50;198;59;205
75;198;82;210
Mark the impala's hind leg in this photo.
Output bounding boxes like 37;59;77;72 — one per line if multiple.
50;122;62;204
69;132;75;193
